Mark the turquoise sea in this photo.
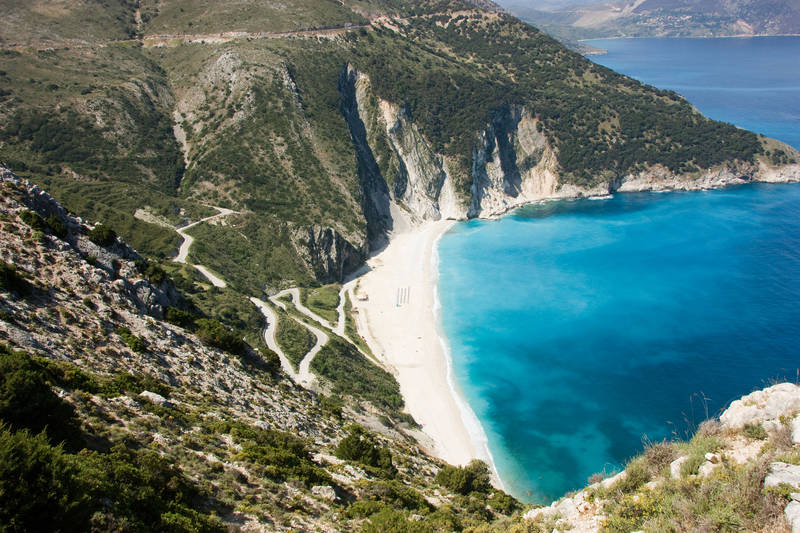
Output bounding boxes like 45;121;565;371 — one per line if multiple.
438;37;800;503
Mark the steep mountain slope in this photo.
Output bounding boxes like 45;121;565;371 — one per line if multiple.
1;0;797;294
499;0;800;40
0;168;524;531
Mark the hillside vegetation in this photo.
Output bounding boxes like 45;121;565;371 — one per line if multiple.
1;0;800;531
0;173;526;532
0;0;787;293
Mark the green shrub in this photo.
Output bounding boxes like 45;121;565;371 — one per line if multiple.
19;209;45;231
361;507;431;533
743;423;768;440
611;457;650;493
0;262;31;296
99;371;171;398
195;318;245;355
136;259;168;285
678;435;724;478
46;214;68;239
0;344;82;449
76;445;225;532
435;460;492;496
275;313;313;369
0;427;90;532
87;224;116;246
165;306;200;329
34;357;99;394
351;479;432;515
229;422;330;486
319;394;343;419
335;425;396;478
115;326;147;353
311;337;403;412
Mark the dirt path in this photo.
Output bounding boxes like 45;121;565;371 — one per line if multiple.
273;288;333;330
296;319;327;388
249;297;299;382
173;206;236;287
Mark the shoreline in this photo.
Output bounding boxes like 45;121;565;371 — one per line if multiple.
431;224;504;489
579;33;800;43
353;219;501;483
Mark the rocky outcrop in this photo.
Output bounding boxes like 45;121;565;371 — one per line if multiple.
290;225;364;285
341;69;800;249
719;382;800;430
1;167;183;318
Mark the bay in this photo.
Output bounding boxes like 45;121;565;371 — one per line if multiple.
439;37;800;503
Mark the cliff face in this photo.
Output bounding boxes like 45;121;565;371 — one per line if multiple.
290;224;364;285
340;67;800;242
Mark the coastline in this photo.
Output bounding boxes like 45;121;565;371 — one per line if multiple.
352;219;500;483
348;167;800;487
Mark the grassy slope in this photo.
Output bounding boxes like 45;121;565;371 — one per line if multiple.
0;0;138;46
139;0;367;34
0;43;206;257
301;285;341;324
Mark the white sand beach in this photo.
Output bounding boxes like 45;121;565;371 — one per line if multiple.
353;219;496;473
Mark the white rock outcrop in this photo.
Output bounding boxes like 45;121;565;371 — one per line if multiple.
765;462;800;489
720;383;800;430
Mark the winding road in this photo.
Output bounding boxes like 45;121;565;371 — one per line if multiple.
169;208;367;390
173;207;236;287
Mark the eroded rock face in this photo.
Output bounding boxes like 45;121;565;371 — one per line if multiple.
719;383;800;430
339;69;800;246
290;225;364;285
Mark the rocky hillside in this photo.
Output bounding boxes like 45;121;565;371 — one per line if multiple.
0;168;528;531
5;171;800;531
2;0;800;530
1;0;798;294
499;0;800;41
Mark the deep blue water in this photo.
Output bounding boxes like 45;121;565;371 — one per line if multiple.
439;37;800;504
440;185;800;503
585;37;800;149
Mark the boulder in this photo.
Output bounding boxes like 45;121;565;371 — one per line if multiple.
765;462;800;489
139;390;171;407
720;383;800;430
792;416;800;444
785;500;800;533
670;456;688;479
698;460;719;478
311;485;338;501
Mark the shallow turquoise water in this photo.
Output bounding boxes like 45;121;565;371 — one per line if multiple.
439;185;800;503
585;37;800;149
439;36;800;503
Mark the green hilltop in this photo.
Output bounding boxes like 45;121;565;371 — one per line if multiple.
0;0;790;293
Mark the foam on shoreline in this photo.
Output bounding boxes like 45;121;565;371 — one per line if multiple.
431;226;505;489
353;219;499;475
